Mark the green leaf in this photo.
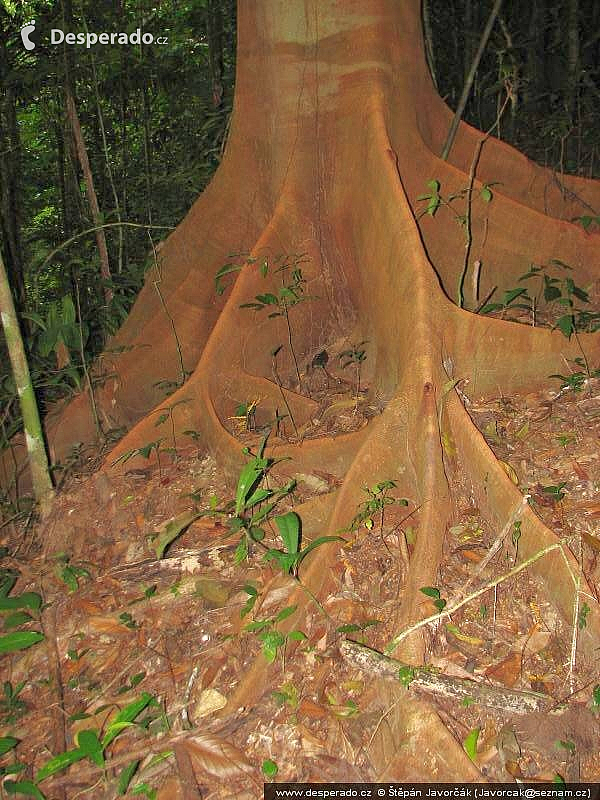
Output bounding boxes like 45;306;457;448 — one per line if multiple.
0;736;18;756
102;693;154;749
554;315;574;338
0;592;42;612
244;487;272;510
463;727;480;761
544;284;562;302
419;586;441;599
502;287;527;305
214;263;242;294
398;666;415;687
0;631;44;654
262;759;278;778
118;759;140;795
234;537;248;564
275;605;297;623
274;512;301;555
132;783;157;799
152;510;204;559
296;535;343;565
4;780;46;800
479;302;502;314
480;185;492;203
4;611;33;629
260;630;285;662
255;293;278;305
592;685;600;708
36;747;86;782
76;729;104;767
263;549;298;574
287;630;307;641
235;458;268;516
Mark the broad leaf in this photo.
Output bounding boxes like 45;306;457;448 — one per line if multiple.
0;631;44;654
274;512;300;554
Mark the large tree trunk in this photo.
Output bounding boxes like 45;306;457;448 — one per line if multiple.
20;0;600;780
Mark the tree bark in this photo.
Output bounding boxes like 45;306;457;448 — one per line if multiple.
65;88;113;305
0;248;54;514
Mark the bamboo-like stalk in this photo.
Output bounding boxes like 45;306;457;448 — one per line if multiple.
0;248;54;514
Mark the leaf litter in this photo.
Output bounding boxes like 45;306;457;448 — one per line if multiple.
0;368;599;796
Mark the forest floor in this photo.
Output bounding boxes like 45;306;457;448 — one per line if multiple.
1;352;600;799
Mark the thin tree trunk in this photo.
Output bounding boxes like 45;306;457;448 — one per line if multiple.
441;0;503;161
0;37;26;315
65;88;113;305
0;248;54;514
421;0;438;91
207;0;225;107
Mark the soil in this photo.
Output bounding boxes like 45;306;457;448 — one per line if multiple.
1;348;599;798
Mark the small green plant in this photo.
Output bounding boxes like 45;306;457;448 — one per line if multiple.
339;341;368;410
216;253;312;391
33;692;157;795
481;260;600;338
244;605;307;663
592;684;600;710
555;433;577;447
397;665;416;688
511;520;522;562
541;482;567;503
240;259;309;389
0;681;27;724
54;555;91;593
0;572;44;654
578;602;590;630
417;178;496;308
118;612;139;630
263;511;342;577
420;586;447;613
349;480;408;535
112;439;164;475
550;359;600;392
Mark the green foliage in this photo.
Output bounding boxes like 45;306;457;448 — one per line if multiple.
578;602;590;631
0;682;27;724
244;605;307;663
398;665;415;688
22;296;86;363
463;727;480;761
54;555;91;593
262;759;279;778
348;480;408;534
0;0;236;445
480;261;600;338
420;586;447;613
0;572;44;654
197;436;335;577
33;692;156;792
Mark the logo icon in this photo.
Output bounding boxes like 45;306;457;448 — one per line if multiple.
20;20;36;51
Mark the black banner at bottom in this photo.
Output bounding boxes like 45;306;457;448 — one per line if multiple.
264;784;600;800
